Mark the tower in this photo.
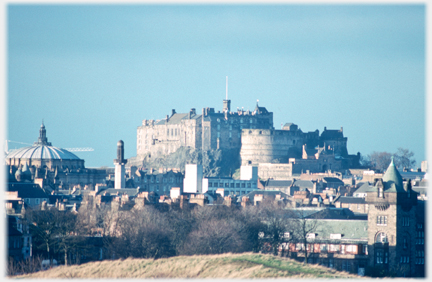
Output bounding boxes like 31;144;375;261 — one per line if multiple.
113;140;127;189
223;76;231;112
365;158;417;277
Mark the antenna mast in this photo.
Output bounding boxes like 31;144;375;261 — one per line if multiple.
226;76;228;100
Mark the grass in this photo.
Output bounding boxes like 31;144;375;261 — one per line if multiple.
11;252;365;279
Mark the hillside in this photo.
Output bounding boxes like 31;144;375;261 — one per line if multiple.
136;147;241;177
13;253;364;279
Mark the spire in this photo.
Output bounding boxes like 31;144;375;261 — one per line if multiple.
382;156;404;193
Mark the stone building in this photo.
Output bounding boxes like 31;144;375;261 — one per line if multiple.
5;123;108;190
135;100;273;161
364;158;420;277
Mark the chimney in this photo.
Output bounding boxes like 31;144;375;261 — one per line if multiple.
172;109;176;116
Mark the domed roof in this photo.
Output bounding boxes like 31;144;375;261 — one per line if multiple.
6;123;81;161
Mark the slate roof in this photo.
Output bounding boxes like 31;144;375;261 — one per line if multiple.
96;188;140;197
381;158;405;193
292;180;314;189
307;219;369;243
265;180;293;188
323;177;344;184
284;207;364;220
155;113;202;125
320;129;344;140
335;196;366;204
8;182;50;199
353;182;371;195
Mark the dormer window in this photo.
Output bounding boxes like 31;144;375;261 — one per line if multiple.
378;187;383;198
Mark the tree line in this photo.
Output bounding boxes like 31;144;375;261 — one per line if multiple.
360;147;417;172
10;199;318;275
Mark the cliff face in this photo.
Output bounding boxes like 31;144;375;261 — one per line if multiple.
137;147;241;177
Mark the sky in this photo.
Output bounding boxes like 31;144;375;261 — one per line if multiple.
6;4;426;168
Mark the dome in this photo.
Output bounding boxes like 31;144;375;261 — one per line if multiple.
6;145;81;160
6;122;81;161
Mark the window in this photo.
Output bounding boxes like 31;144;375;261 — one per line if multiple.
402;217;410;226
400;256;410;264
375;232;388;243
403;237;408;249
330;233;341;239
241;183;245;188
329;244;340;252
378;187;383;198
306;233;316;239
376;250;383;264
376;215;387;226
208;182;213;188
320;244;327;252
362;245;368;255
230;183;234;188
416;251;425;265
225;182;229;188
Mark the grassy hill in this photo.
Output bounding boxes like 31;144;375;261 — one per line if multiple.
13;253;364;279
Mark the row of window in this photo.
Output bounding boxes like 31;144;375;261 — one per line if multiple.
208;190;252;196
400;256;410;264
143;177;181;184
208;182;254;188
282;242;367;255
415;250;425;265
376;250;389;264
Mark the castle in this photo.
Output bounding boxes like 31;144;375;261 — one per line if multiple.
135;99;360;177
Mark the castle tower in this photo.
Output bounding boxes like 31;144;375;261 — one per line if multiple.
223;99;231;113
365;158;417;277
114;140;127;189
223;76;231;112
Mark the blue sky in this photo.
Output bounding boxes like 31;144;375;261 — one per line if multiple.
7;4;425;168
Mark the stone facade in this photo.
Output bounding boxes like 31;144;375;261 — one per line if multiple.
136;100;273;161
365;160;418;277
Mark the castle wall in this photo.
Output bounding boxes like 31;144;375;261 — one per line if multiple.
240;129;303;165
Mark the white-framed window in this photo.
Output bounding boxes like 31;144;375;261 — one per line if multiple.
377;215;387;226
306;233;315;239
330;233;341;239
376;232;388;243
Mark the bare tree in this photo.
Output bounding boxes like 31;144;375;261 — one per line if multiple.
368;151;392;172
394;147;416;169
287;209;320;264
180;217;244;255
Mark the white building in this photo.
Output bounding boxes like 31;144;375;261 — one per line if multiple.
183;164;259;196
